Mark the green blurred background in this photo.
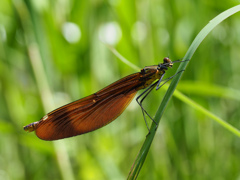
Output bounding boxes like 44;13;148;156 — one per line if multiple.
1;0;240;179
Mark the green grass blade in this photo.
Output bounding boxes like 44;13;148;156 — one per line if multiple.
177;81;240;100
128;5;240;180
104;43;140;71
173;89;240;137
22;1;75;180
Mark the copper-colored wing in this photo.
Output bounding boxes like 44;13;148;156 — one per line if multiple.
24;73;142;140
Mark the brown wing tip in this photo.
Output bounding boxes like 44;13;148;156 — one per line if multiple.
23;121;40;132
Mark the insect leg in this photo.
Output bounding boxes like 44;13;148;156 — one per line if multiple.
136;81;158;132
156;70;184;90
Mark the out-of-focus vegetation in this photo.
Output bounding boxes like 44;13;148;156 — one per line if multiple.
0;0;240;179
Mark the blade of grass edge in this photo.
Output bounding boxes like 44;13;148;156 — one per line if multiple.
127;5;240;180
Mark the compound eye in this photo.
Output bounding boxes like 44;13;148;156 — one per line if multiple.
163;57;171;63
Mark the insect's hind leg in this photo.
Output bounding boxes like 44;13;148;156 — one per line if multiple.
136;81;159;134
